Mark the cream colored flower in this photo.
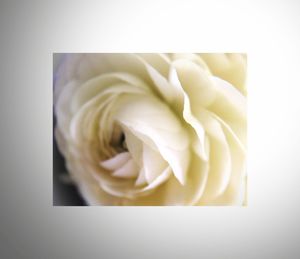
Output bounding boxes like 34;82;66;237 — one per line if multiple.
54;53;247;205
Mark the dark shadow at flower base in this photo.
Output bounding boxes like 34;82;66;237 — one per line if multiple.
53;117;86;206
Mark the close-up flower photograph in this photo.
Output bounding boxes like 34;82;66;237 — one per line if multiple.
53;53;247;206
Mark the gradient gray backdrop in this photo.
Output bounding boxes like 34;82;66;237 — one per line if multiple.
1;0;300;258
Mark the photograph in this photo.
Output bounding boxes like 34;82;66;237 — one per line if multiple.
53;53;247;206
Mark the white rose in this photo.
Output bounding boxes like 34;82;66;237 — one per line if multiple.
54;53;247;205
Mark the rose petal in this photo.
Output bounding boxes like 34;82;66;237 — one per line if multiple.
171;53;210;72
100;152;131;171
199;53;247;94
55;80;78;132
172;59;217;107
135;168;147;186
211;76;246;118
70;72;149;113
197;111;232;201
114;95;190;185
136;53;171;78
112;159;139;179
150;151;209;205
123;127;143;166
142;167;172;192
142;143;168;183
169;66;208;161
198;120;246;205
137;57;179;104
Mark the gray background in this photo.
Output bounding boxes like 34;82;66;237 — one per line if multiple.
1;0;300;258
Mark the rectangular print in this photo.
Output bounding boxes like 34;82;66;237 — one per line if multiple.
53;53;247;206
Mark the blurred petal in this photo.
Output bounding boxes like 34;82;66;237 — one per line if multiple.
195;110;232;201
136;53;171;77
123;127;143;166
70;72;149;113
142;167;172;192
172;59;216;107
114;95;190;185
198;120;246;205
206;76;247;146
135;168;147;186
170;53;210;72
169;65;208;161
153;151;209;205
100;152;130;171
200;53;247;94
55;80;78;132
142;143;168;183
112;159;139;179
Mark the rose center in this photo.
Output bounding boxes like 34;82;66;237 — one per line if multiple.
109;125;128;153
